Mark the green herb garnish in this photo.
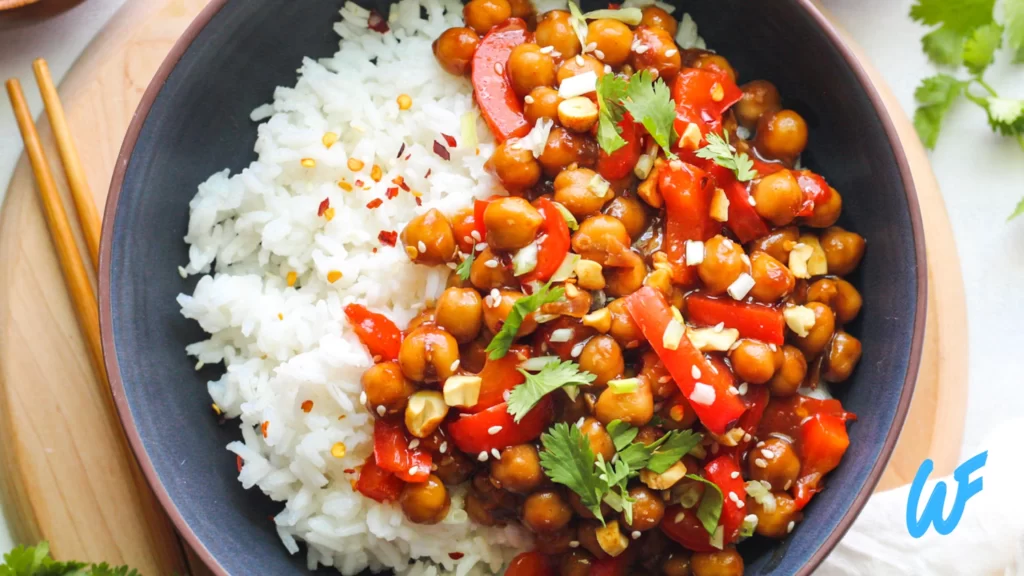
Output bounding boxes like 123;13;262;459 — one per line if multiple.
622;70;679;159
694;131;757;182
485;282;563;359
507;359;596;422
685;474;724;535
455;252;474;281
0;542;140;576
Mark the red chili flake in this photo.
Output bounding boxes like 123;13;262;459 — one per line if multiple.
378;230;398;246
404;154;412;161
366;198;383;209
261;421;269;438
317;198;330;217
415;197;422;206
236;455;243;472
386;187;399;199
425;169;432;178
441;133;457;148
396;142;406;158
449;552;465;560
301;400;313;413
367;10;390;33
392;176;411;192
343;468;356;474
355;179;365;187
373;247;379;253
433;140;451;161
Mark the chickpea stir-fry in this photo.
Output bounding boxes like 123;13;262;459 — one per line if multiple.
349;2;867;575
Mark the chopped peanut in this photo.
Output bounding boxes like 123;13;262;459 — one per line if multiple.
574;259;605;290
640;460;687;490
678;122;702;151
798;234;828;276
557;97;599;133
784;305;817;337
637;161;664;208
788;242;815;279
644;268;673;297
710;188;730;222
582;308;612;333
405;391;448;438
686;327;740;352
443;375;482;408
596;520;630;557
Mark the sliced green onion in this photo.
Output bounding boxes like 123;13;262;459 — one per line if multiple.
745;480;777;513
519;356;561;371
534;313;561;324
633;153;654;179
461;110;479;150
662;319;685;351
677;482;702;509
550;201;579;230
582;7;642;24
567;1;589;52
512;242;539;276
550;252;579;282
587;174;610;197
739;514;758;539
608;377;640;395
709;525;724;550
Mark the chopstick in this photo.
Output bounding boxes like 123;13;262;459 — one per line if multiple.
5;77;106;385
32;58;102;271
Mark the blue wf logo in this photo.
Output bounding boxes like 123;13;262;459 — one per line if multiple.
905;451;987;538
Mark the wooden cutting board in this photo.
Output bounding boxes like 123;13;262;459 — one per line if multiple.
0;0;967;570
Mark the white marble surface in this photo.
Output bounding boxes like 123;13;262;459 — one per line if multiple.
1;0;1022;559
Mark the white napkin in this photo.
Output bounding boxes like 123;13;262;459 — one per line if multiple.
819;418;1024;575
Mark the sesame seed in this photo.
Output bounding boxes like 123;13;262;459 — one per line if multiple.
408;465;420;476
665;48;678;57
494;62;504;75
761;448;774;459
491;448;501;459
569;541;580;548
463;236;474;244
768;343;777;352
675;512;685;523
754;458;768;468
594;49;605;60
631;531;641;540
488;426;503;435
540;45;554;54
728;492;739;502
730;471;740;479
736;500;745;509
503;390;512;402
440;442;448;453
478;451;489;462
738;383;749;395
748;196;757;206
604;64;612;74
471;230;482;241
691;366;701;379
475;242;488;251
756;441;765;447
728;386;739;395
576;417;586;429
484;259;498;268
744;433;752;442
450;359;460;371
376;405;386;417
713;322;725;332
409;439;420;449
360;391;368;405
575;55;585;66
787;521;795;533
418;241;427;253
784;480;792;490
524;95;535;104
585;42;597;52
635;44;649;54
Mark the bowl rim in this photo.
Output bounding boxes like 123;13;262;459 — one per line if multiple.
99;1;927;574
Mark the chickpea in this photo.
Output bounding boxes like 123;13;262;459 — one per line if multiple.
491;444;544;493
360;361;416;416
561;550;596;576
432;27;480;76
698;235;746;296
751;492;802;538
604;195;647;240
508;43;557;97
794;301;835;358
407;308;436;331
625;486;665;532
470;247;514;290
806;277;862;324
401;208;456;265
572;215;631;266
507;0;533;19
755;110;808;164
398;326;460;383
540;127;599;176
581;417;616;461
535;10;582;58
820;227;866;276
556;54;606;83
400;475;451;524
751;170;803;227
661;554;692;576
659;394;698;430
463;0;511;35
749;250;795;303
630;26;682;81
525;86;562;125
750;226;800;263
483;290;539;337
595;375;654;426
483;197;543;250
607;298;643;348
434;450;475;485
735;80;781;130
641;351;674;399
640;5;677;36
578;335;625;387
522;490;573;533
460;338;489;373
691;53;737;84
577;521;609;560
587;19;633;66
691;548;744;576
536;526;577;556
729;339;776;385
554;167;613;218
804;186;842;228
490;141;542;193
434;287;483;343
749;437;800;492
604;251;647;297
824;331;862;383
768;345;806;397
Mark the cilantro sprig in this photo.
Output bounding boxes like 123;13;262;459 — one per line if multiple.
910;0;1024;219
485;282;563;359
607;419;703;474
507;359;596;422
694;131;757;182
539;422;618;523
0;542;140;576
455;251;474;281
595;70;678;159
684;474;725;535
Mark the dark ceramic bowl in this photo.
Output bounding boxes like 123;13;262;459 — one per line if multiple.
100;1;926;574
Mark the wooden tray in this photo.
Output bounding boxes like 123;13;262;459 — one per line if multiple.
0;0;967;568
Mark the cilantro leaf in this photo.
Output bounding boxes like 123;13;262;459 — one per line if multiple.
1009;196;1024;221
455;252;474;281
507;360;596;422
1008;0;1024;62
623;70;678;158
595;456;635;524
980;96;1024;136
912;74;965;149
910;0;996;32
539;423;607;522
0;543;137;576
486;283;564;360
87;565;140;576
606;419;639;451
921;25;967;66
567;1;589;53
694;131;757;181
963;23;1004;74
604;422;703;474
684;474;724;535
595;73;629;154
646;429;703;473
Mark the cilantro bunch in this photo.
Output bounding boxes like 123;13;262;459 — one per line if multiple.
0;543;139;576
910;0;1024;219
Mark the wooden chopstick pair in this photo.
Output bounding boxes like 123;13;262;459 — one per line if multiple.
5;59;106;385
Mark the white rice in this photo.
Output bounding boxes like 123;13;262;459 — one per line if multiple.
176;1;535;573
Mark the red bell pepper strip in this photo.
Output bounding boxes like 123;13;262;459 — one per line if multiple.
597;113;643;180
719;385;770;466
703;456;747;544
685;294;785;346
344;304;402;361
701;162;770;244
355;455;405;503
473;194;503;240
671;67;742;145
624;287;746;434
659;161;718;285
471;19;531;142
795;170;833;218
463;345;529;413
661;505;717;552
757;395;856;443
373;419;432;482
505;552;554;576
590;555;630;576
448;398;553;454
793;413;851;509
519;197;571;284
